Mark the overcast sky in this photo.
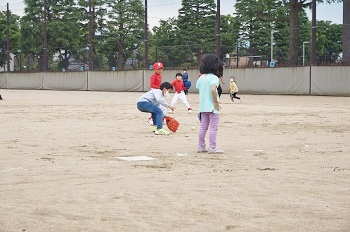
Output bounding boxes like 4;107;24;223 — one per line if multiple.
2;0;343;28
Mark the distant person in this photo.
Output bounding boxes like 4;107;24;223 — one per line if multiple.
228;76;242;103
169;72;192;114
182;69;189;95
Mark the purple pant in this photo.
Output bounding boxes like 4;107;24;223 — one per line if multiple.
198;112;220;149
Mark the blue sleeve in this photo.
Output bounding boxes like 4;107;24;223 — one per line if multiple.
182;73;188;82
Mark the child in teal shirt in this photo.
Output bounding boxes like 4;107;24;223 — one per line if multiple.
196;54;224;154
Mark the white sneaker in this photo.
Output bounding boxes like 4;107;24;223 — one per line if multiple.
168;109;173;114
197;146;207;153
188;108;192;114
207;147;224;154
240;97;243;103
147;118;153;125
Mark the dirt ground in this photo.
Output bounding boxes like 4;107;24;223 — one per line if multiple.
0;89;349;232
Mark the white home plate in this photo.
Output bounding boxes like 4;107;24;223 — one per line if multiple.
117;156;156;161
176;153;188;157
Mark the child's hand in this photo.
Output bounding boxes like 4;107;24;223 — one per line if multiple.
214;102;221;111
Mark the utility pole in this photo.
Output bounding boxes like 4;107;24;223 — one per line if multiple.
144;0;149;68
43;0;48;71
236;46;239;68
88;0;93;70
311;0;317;65
303;41;309;66
6;3;10;72
270;30;278;63
216;0;220;58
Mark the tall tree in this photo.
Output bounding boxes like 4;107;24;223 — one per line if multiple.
20;0;44;70
0;11;20;69
77;0;107;70
21;0;84;71
105;0;144;70
150;18;184;67
177;0;217;62
316;20;342;64
48;0;83;70
220;14;239;61
235;0;290;64
286;0;342;65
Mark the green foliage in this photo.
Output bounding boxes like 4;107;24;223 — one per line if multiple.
286;0;342;65
105;0;144;70
235;0;290;64
2;0;345;71
20;0;45;61
220;15;239;60
18;0;144;70
316;20;342;64
0;11;20;68
177;0;217;63
150;1;238;67
49;0;83;70
149;18;183;67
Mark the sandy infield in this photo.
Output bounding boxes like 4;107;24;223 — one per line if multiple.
0;89;349;232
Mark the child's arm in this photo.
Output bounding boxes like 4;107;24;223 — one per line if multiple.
220;77;225;85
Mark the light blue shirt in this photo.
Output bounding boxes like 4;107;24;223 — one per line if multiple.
196;73;220;114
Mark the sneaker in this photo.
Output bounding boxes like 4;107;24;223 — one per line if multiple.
152;126;157;132
0;94;2;100
197;146;207;153
188;108;192;114
207;147;224;154
147;117;153;125
155;128;170;135
168;109;173;114
240;97;243;103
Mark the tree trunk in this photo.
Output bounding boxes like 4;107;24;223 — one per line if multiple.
288;0;299;65
118;51;124;70
288;0;300;65
343;0;350;65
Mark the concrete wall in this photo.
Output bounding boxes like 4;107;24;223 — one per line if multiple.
0;66;349;96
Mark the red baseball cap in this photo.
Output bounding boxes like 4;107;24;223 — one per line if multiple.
153;62;164;70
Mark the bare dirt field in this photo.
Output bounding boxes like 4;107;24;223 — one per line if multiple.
0;89;349;232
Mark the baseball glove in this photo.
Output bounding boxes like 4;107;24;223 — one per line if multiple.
165;116;179;132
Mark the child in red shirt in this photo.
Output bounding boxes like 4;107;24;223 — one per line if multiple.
147;62;168;125
169;73;192;114
150;62;163;89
